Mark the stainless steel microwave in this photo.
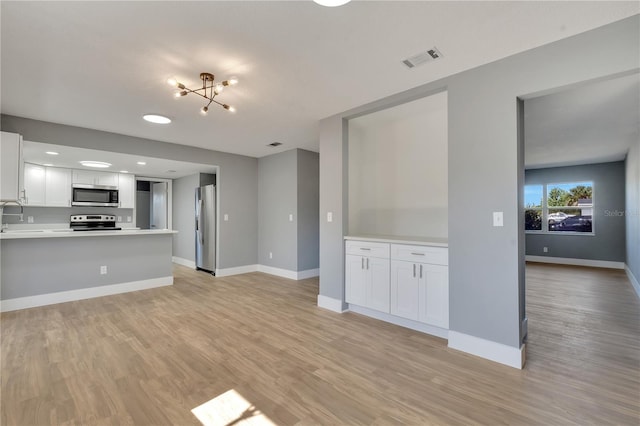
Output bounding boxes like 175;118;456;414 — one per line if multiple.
71;184;119;207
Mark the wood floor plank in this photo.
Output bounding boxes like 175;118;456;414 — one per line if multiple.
2;262;639;425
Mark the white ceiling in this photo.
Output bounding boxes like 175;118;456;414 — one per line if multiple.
23;141;217;180
524;72;640;169
1;1;638;158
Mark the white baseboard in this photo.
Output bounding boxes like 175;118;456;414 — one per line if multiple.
317;295;346;313
172;256;196;269
1;276;173;312
448;330;525;369
257;265;320;280
526;255;625;269
348;304;448;339
625;265;640;299
215;264;258;277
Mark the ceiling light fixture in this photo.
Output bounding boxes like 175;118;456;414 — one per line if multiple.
43;163;53;167
79;161;112;169
120;170;129;173
168;73;238;115
137;161;146;166
313;0;351;6
45;151;59;155
143;114;172;124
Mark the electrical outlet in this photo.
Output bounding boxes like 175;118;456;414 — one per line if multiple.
224;214;229;221
269;252;273;259
493;212;504;227
127;216;132;222
27;216;34;223
117;216;122;222
543;247;548;253
100;265;107;275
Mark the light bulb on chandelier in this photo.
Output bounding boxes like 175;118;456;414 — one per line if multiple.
168;72;238;114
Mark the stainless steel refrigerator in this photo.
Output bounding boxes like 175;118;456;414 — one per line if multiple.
195;184;216;273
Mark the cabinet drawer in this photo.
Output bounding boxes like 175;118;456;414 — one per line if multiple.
345;240;390;258
391;244;448;265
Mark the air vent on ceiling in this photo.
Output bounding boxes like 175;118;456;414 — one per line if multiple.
268;142;283;147
402;47;443;69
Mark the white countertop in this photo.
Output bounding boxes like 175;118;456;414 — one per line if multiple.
0;228;177;240
344;234;448;247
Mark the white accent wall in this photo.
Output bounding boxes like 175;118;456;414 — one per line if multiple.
348;91;448;238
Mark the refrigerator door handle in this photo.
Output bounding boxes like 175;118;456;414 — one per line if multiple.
198;199;204;245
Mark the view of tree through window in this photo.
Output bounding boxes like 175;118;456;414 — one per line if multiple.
525;182;593;233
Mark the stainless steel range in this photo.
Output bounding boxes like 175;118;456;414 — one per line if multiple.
70;215;122;231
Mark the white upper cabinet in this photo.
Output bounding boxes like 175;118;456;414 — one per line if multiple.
72;170;118;187
0;131;23;202
45;167;72;207
118;173;135;209
23;163;46;206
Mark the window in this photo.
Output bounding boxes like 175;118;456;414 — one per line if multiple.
524;181;593;234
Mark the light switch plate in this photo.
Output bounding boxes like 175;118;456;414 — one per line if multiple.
327;212;333;222
493;212;504;227
223;214;229;221
289;214;293;222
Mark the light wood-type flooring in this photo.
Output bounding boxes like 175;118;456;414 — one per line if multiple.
2;263;639;425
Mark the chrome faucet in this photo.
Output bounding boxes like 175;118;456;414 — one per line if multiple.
0;200;24;232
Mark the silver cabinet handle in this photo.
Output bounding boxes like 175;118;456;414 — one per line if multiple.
366;258;369;269
360;247;371;251
361;257;364;269
420;264;423;279
411;252;425;256
413;264;416;277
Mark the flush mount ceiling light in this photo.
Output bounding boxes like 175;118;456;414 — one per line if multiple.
137;161;146;165
313;0;351;6
79;161;112;169
168;73;238;115
143;114;172;124
45;151;59;155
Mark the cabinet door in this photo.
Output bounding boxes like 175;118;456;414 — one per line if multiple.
45;167;71;207
96;171;118;187
23;163;46;206
367;257;390;313
0;132;22;201
118;173;135;208
418;263;449;328
345;254;366;306
390;260;420;320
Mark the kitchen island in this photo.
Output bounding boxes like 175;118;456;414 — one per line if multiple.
0;229;177;312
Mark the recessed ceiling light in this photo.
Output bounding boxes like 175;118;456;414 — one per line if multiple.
79;161;112;168
43;163;53;167
137;161;146;165
313;0;351;6
45;151;59;155
143;114;171;124
120;170;129;173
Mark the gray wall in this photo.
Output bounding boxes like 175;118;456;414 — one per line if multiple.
172;173;199;262
319;16;639;349
136;190;151;229
627;136;640;283
297;149;319;271
525;161;626;261
1;233;173;299
0;115;259;269
258;149;298;271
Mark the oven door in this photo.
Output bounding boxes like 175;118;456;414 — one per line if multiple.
72;186;119;207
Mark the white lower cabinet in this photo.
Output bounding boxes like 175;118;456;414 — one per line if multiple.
390;260;420;321
345;254;390;312
346;238;449;335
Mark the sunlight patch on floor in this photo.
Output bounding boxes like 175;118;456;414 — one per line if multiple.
192;389;276;426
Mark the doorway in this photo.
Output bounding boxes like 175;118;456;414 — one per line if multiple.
135;177;173;230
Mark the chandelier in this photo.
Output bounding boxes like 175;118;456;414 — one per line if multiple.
168;73;238;115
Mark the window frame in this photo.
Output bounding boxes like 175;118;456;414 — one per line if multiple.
524;181;594;236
